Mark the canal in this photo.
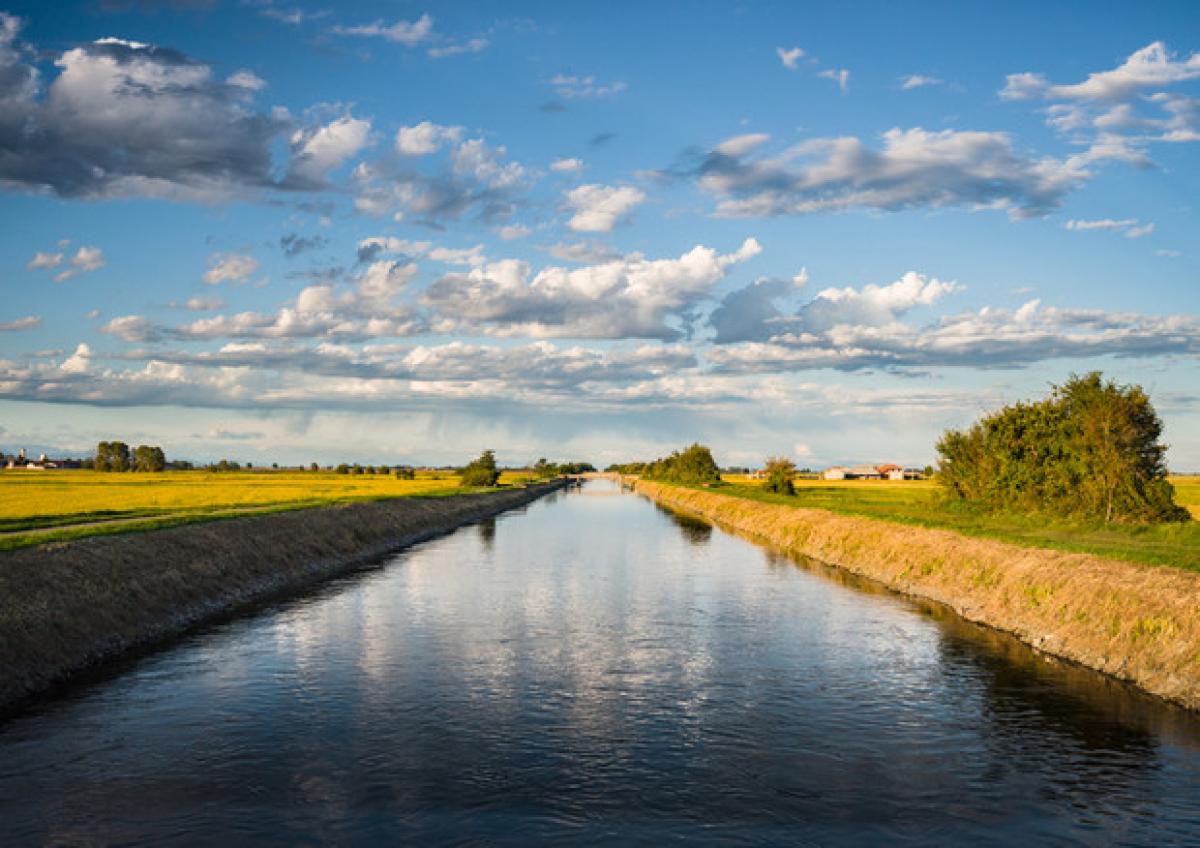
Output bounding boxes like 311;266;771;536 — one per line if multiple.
2;478;1198;844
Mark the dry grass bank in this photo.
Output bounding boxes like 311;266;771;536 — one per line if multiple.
0;481;564;714
636;480;1200;711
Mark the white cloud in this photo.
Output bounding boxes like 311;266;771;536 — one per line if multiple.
285;115;373;188
52;246;105;282
394;121;462;156
566;184;646;232
332;13;434;46
27;251;63;270
0;315;39;332
699;128;1086;220
900;74;942;90
498;224;531;240
428;38;488;58
776;47;804;70
1002;42;1200;102
0;29;290;200
203;253;260;285
1156;249;1182;257
549;74;627;99
424;238;760;339
227;70;266;91
550;157;584;173
428;244;486;267
818;68;850;92
1064;218;1154;238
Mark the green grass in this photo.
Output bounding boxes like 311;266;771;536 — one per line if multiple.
705;477;1200;572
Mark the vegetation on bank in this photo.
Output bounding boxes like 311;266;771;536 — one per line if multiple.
936;373;1188;523
710;477;1200;571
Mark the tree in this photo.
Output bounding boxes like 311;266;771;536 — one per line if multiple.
460;449;501;487
394;466;416;480
335;463;350;474
311;462;320;471
133;444;166;472
936;372;1188;523
94;441;131;472
763;456;796;495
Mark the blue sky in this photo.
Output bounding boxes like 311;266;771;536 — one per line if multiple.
1;0;1198;468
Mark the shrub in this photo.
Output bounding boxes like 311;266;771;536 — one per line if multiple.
936;372;1188;523
460;450;501;487
763;456;796;495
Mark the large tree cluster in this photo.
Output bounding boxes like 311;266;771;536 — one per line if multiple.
936;373;1188;523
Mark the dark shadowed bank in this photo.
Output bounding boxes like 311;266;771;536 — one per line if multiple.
0;481;567;715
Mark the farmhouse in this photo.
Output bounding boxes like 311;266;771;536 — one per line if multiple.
821;463;924;481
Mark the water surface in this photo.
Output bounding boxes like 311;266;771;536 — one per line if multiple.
2;478;1198;845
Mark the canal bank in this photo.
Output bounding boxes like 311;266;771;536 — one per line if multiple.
635;479;1200;711
0;480;567;714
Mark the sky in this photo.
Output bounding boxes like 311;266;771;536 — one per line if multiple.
0;0;1198;469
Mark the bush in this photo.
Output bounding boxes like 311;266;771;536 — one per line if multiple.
394;466;416;480
642;443;722;485
936;372;1188;523
335;464;350;474
763;456;796;495
460;450;501;487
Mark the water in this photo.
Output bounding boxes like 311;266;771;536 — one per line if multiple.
2;478;1199;845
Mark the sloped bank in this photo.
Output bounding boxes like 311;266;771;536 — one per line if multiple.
636;480;1200;711
0;481;566;714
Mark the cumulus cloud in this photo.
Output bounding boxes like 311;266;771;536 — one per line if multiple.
776;47;804;70
423;238;761;339
711;271;959;343
1001;42;1200;102
549;74;626;99
1002;42;1200;168
284;114;373;189
0;25;291;200
203;253;260;285
395;121;462;156
566;184;646;232
695;128;1086;220
356;131;528;225
550;157;584;173
52;246;106;281
1064;218;1155;238
0;315;40;331
332;13;434;46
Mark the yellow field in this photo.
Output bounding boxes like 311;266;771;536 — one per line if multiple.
1172;476;1200;519
0;469;537;548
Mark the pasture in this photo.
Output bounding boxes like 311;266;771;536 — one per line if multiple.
0;469;536;550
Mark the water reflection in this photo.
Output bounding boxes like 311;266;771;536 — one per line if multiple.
1;477;1198;846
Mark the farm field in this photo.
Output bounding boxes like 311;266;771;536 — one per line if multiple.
711;475;1200;571
0;469;537;551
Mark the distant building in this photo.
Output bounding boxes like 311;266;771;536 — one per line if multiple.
822;466;847;480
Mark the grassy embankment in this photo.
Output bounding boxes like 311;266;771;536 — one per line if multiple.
637;479;1200;710
717;475;1200;571
0;469;537;551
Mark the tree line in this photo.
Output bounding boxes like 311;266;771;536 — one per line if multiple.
92;441;166;472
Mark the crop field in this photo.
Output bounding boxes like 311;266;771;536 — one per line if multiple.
713;475;1200;571
0;469;537;551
